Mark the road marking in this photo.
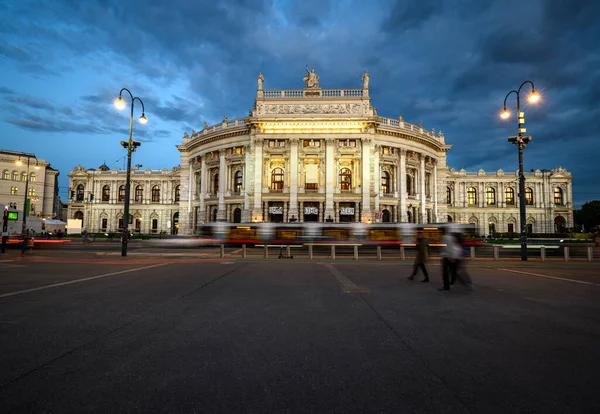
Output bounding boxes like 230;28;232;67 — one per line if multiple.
497;268;600;287
0;263;170;299
323;264;369;294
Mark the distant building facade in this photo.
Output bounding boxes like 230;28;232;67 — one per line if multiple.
0;149;59;220
66;69;574;235
67;164;181;234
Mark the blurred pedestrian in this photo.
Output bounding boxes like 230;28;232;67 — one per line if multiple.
408;232;430;283
439;228;456;292
452;233;474;290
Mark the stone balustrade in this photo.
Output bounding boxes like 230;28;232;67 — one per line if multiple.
262;89;364;98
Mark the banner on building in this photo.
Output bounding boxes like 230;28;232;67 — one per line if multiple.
304;207;318;215
340;207;354;215
269;206;283;214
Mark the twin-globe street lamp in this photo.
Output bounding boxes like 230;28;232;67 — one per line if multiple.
114;88;147;257
500;81;540;261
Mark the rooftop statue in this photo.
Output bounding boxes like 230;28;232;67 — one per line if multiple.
362;70;370;89
257;72;264;90
303;65;320;89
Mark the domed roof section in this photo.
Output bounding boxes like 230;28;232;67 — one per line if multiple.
98;162;110;171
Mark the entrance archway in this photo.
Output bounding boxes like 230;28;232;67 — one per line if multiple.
74;211;83;221
233;208;241;223
554;216;566;233
172;212;179;235
382;209;390;223
447;215;453;223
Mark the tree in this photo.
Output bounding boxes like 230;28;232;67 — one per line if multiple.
574;200;600;232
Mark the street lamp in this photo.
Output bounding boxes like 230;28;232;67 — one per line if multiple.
114;88;147;257
501;80;540;261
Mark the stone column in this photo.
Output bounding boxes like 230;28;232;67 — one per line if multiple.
361;137;372;221
325;138;336;219
374;144;380;213
420;155;426;224
433;163;438;222
252;138;263;221
288;138;299;220
399;149;407;222
198;157;207;222
217;152;226;221
243;145;251;222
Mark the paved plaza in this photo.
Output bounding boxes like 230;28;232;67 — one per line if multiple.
0;248;599;413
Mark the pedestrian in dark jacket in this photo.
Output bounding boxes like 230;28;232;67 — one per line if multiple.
408;232;430;283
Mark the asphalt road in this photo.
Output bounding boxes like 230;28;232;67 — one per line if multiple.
0;255;599;413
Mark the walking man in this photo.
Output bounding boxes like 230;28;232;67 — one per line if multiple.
439;228;455;292
408;232;430;282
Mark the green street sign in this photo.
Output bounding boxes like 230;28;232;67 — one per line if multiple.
7;211;18;220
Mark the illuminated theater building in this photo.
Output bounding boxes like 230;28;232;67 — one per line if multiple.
67;68;574;236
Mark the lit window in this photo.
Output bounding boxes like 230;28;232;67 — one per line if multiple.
28;188;35;197
30;173;37;182
486;188;496;205
271;168;284;190
118;185;126;202
525;187;533;205
505;188;515;205
467;187;477;206
2;170;9;180
12;171;19;181
10;186;18;195
553;187;563;205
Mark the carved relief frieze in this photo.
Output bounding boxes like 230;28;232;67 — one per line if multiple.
269;159;285;170
260;103;363;115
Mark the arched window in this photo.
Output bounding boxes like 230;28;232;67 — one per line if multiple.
2;170;9;180
21;172;27;181
102;185;110;202
174;185;180;202
10;186;18;195
486;187;496;205
425;173;431;197
554;187;563;205
234;171;243;194
339;168;352;191
505;187;515;205
406;174;412;195
467;187;477;206
381;171;390;194
12;171;19;181
30;173;37;182
152;185;160;202
271;168;284;190
525;187;534;205
446;187;452;204
135;185;143;202
118;185;126;202
28;188;35;197
76;184;85;201
213;173;219;194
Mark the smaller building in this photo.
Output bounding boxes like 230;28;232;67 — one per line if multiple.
67;164;181;234
0;149;60;224
446;166;574;236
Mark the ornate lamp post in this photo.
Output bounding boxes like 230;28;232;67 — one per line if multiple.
500;81;540;261
114;88;147;257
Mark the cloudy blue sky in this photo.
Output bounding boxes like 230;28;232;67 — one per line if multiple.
1;0;598;207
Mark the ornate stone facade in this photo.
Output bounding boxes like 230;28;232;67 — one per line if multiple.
67;165;181;234
68;69;574;235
